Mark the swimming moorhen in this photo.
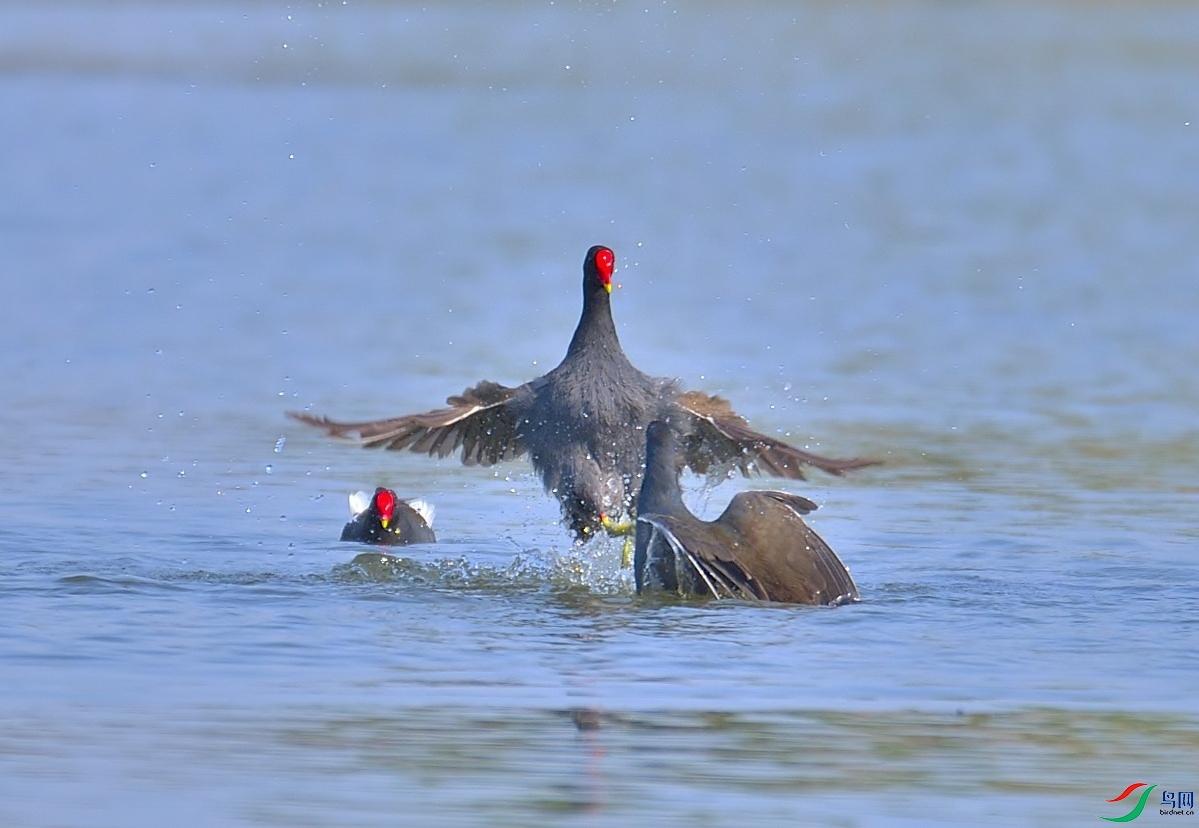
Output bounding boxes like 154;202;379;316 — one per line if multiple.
634;421;859;606
292;245;876;542
340;487;436;545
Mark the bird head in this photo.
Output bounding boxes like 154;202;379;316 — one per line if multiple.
585;245;616;294
372;487;397;530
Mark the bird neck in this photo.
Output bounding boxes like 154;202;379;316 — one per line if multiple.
565;289;621;359
639;437;686;517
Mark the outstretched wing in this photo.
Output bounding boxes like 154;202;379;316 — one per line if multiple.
673;390;880;480
288;379;532;467
719;491;859;606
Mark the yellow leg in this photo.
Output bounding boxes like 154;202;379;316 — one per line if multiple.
600;514;636;569
599;513;635;536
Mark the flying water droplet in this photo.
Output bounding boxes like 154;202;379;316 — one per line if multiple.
274;435;286;453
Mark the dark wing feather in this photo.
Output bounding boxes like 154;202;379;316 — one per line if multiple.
288;380;530;467
719;491;859;606
638;514;770;602
673;390;880;480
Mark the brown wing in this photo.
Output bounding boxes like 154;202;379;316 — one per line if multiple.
637;514;770;601
673;390;880;480
287;379;531;467
717;491;859;606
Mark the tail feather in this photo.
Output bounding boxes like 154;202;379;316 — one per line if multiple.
408;498;435;527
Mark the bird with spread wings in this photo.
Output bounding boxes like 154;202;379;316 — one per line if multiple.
291;246;878;542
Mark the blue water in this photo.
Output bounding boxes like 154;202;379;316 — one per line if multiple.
2;2;1198;825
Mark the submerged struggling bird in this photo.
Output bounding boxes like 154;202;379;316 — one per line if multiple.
634;421;859;606
340;487;436;545
292;245;876;542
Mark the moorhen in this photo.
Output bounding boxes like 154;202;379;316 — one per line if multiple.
292;245;876;542
634;421;859;606
340;487;436;545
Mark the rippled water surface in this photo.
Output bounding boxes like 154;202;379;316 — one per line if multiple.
2;2;1198;825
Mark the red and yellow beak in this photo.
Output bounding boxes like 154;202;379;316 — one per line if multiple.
593;247;616;293
374;489;398;531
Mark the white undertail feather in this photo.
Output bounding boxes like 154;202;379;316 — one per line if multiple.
348;490;371;517
408;498;435;527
